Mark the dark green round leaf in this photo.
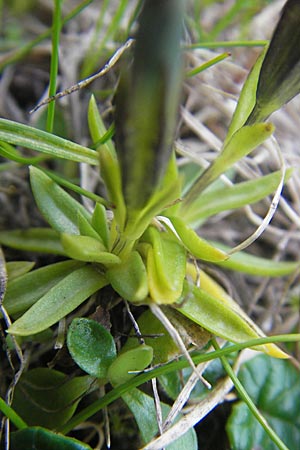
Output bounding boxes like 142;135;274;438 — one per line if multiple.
10;426;92;450
67;318;116;378
227;354;300;450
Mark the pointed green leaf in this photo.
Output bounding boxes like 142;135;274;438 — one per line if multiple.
0;118;98;165
177;279;288;358
210;242;299;277
0;228;65;254
168;216;228;262
6;261;35;281
61;234;120;265
3;260;83;316
184;169;292;227
30;166;91;235
182;123;275;210
8;265;107;336
67;318;117;379
91;203;109;247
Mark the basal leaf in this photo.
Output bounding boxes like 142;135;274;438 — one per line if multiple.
210;242;298;277
178;274;288;359
3;260;83;316
30;167;92;235
168;216;228;262
227;354;300;450
67;318;116;379
61;234;120;265
8;265;107;336
106;251;148;303
0;228;65;254
6;261;35;281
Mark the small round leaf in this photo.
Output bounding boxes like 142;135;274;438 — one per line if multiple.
67;318;117;379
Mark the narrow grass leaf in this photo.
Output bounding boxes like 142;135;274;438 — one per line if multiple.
0;119;98;165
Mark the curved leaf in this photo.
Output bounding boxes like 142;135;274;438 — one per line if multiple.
8;265;107;336
67;318;116;379
177;276;288;359
168;216;228;262
30;167;91;235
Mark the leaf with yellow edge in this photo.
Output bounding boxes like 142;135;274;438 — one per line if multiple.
179;264;289;359
167;216;228;262
145;226;186;304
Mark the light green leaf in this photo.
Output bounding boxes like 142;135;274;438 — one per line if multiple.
6;261;35;281
61;234;120;265
182;123;274;210
30;166;92;235
107;345;153;386
3;260;83;316
184;169;292;227
0;118;98;165
67;318;116;379
227;354;300;450
168;216;228;262
106;251;148;303
91;203;109;248
145;226;186;304
177;279;287;358
225;47;267;141
8;265;107;336
211;242;299;277
0;228;65;254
